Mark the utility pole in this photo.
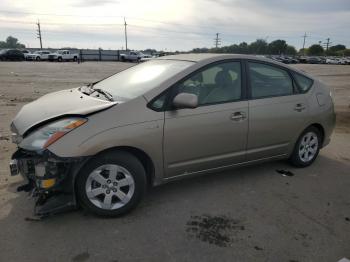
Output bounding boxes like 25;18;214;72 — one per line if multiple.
301;32;308;56
36;20;43;49
325;38;331;51
124;17;128;51
214;33;221;48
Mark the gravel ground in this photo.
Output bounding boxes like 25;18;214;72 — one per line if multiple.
0;61;349;262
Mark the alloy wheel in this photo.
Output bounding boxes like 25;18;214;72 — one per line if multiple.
85;164;135;210
298;132;319;162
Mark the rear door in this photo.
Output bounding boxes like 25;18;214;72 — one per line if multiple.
163;60;248;178
246;61;308;160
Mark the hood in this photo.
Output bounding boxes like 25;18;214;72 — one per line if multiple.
12;88;117;136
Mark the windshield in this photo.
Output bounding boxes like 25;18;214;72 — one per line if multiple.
93;59;194;101
57;50;64;54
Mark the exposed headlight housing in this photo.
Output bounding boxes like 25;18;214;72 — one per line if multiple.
20;117;87;151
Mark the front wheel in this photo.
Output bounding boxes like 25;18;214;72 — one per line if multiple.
76;151;147;217
289;126;322;167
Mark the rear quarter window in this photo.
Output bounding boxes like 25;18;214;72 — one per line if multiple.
292;72;313;93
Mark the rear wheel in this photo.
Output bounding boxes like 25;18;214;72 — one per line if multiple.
289;126;321;167
76;151;147;217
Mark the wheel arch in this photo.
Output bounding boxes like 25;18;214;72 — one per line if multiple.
308;123;325;145
75;146;155;188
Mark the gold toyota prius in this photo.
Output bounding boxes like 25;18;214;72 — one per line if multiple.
9;54;335;217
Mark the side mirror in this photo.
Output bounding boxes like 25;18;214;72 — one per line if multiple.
172;93;198;109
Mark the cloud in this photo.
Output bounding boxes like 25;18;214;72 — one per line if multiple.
72;0;119;7
0;0;349;50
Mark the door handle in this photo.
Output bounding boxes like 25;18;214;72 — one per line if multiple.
230;112;246;121
294;103;306;112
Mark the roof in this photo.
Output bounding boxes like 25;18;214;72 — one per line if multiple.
156;53;312;79
156;53;268;62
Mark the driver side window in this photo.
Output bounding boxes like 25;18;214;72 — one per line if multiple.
174;61;242;106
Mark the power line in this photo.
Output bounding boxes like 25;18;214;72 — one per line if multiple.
0;9;221;31
36;20;42;49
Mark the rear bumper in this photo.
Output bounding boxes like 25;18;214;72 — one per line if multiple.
11;149;88;217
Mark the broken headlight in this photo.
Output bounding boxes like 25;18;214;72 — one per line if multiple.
20;117;87;151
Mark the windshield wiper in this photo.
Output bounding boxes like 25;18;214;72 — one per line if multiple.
79;85;114;101
92;88;114;102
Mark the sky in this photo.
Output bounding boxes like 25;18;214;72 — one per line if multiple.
0;0;349;51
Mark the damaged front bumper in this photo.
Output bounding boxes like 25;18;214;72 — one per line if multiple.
10;149;88;217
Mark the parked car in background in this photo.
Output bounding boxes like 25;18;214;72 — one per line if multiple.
26;50;51;61
48;50;79;62
326;58;340;64
10;54;335;217
120;51;150;62
307;57;322;64
338;58;348;65
286;57;299;64
298;56;308;63
21;50;31;60
0;49;25;61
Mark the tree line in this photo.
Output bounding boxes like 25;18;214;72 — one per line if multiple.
0;36;25;49
191;39;350;56
1;35;349;57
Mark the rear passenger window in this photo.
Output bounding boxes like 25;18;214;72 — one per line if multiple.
248;62;293;99
293;72;313;93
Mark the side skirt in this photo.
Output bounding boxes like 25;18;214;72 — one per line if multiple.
162;154;288;183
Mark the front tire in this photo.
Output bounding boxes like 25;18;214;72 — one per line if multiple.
289;126;322;167
76;151;147;217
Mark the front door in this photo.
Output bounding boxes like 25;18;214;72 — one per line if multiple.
163;61;248;178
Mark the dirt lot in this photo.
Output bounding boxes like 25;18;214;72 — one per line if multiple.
0;61;349;262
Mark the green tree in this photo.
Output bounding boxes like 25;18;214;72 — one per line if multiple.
329;44;346;52
0;36;25;48
343;49;350;56
285;45;297;55
268;40;287;55
249;39;268;54
308;44;324;55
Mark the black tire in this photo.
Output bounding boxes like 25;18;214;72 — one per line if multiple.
73;56;78;62
36;56;41;61
76;151;147;217
58;57;63;62
289;126;322;167
121;56;126;62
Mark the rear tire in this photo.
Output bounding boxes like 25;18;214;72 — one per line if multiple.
58;57;63;62
76;151;147;217
289;126;322;167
